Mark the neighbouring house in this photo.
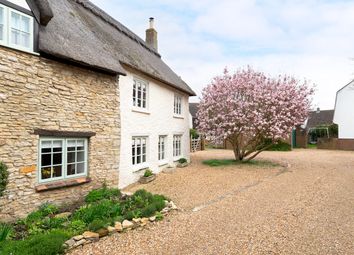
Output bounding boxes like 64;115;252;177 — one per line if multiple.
328;80;354;150
293;108;334;148
0;0;194;220
189;103;199;129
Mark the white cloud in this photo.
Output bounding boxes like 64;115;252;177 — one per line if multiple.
91;0;354;109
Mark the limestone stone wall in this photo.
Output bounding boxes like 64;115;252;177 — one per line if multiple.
0;46;120;221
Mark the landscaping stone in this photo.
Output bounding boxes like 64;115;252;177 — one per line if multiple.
74;239;86;247
115;222;123;232
169;201;178;210
149;216;156;222
65;238;75;248
73;235;84;241
132;218;141;223
107;226;117;233
141;217;149;224
54;212;72;219
97;228;109;237
82;231;99;241
122;220;134;229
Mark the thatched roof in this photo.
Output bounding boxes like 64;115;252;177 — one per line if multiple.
26;0;195;96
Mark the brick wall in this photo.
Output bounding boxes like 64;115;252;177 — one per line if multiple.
318;138;354;151
0;47;120;220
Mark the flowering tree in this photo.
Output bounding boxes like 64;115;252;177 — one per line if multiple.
197;67;314;161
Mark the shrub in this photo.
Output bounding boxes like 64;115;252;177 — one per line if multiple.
72;200;122;224
88;219;106;232
190;128;199;139
155;212;164;221
68;220;86;235
0;223;12;242
143;169;153;177
263;139;291;151
0;161;9;197
178;158;187;164
25;203;59;227
0;230;70;255
85;186;121;203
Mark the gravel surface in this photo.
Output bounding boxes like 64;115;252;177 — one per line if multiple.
69;149;354;255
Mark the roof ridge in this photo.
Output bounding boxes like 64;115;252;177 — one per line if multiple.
75;0;161;58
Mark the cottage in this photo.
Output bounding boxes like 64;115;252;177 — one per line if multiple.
0;0;195;220
332;80;354;150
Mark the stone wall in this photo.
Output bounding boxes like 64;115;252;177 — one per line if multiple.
0;46;120;221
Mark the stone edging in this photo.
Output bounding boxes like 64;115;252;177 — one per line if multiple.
63;200;178;251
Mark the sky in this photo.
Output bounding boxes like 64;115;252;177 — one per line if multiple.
15;0;354;110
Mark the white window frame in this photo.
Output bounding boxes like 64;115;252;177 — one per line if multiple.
158;135;167;164
38;138;88;183
132;78;148;111
174;94;182;115
132;136;148;170
173;135;182;158
0;3;34;53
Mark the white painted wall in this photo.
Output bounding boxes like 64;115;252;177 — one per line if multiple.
333;80;354;138
8;0;30;9
118;69;191;188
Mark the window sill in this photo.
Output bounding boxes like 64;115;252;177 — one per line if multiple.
132;108;151;115
158;160;168;166
173;115;184;119
132;163;149;173
35;177;91;192
0;44;39;56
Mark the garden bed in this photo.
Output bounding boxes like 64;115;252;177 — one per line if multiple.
0;186;177;255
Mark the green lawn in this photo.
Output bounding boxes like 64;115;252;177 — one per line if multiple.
203;159;279;167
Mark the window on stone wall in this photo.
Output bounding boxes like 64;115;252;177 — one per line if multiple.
39;138;88;183
132;137;147;166
174;94;182;115
133;78;148;109
173;135;182;157
158;135;166;161
0;4;34;52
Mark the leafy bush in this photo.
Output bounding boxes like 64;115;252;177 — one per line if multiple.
263;139;291;151
190;128;199;139
0;230;70;255
26;203;59;225
0;223;12;242
72;199;122;224
155;212;164;221
85;186;121;203
122;189;166;219
68;220;86;235
178;158;187;164
88;219;106;232
143;169;153;177
0;161;9;197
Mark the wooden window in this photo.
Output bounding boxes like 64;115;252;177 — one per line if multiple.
133;79;148;109
39;138;88;183
173;135;182;157
0;4;34;52
132;137;147;166
174;95;182;115
158;136;166;161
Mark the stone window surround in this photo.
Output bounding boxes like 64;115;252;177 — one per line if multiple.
33;129;95;192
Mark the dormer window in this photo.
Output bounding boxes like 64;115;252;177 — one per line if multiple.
0;3;34;52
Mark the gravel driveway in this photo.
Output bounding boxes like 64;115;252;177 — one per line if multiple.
69;149;354;254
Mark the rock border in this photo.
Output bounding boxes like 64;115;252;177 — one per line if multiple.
63;200;178;251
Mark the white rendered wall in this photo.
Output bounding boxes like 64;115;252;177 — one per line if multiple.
118;69;191;188
333;81;354;139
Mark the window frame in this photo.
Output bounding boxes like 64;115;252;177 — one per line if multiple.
38;137;88;184
173;134;182;159
158;135;167;164
174;94;182;115
132;136;149;170
132;78;149;111
0;3;34;53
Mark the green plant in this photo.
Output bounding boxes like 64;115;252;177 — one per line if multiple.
143;169;153;177
85;186;121;203
190;128;199;139
0;223;12;242
178;158;187;164
203;159;279;167
0;161;9;197
155;212;164;221
68;220;86;235
0;230;70;255
88;219;106;232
